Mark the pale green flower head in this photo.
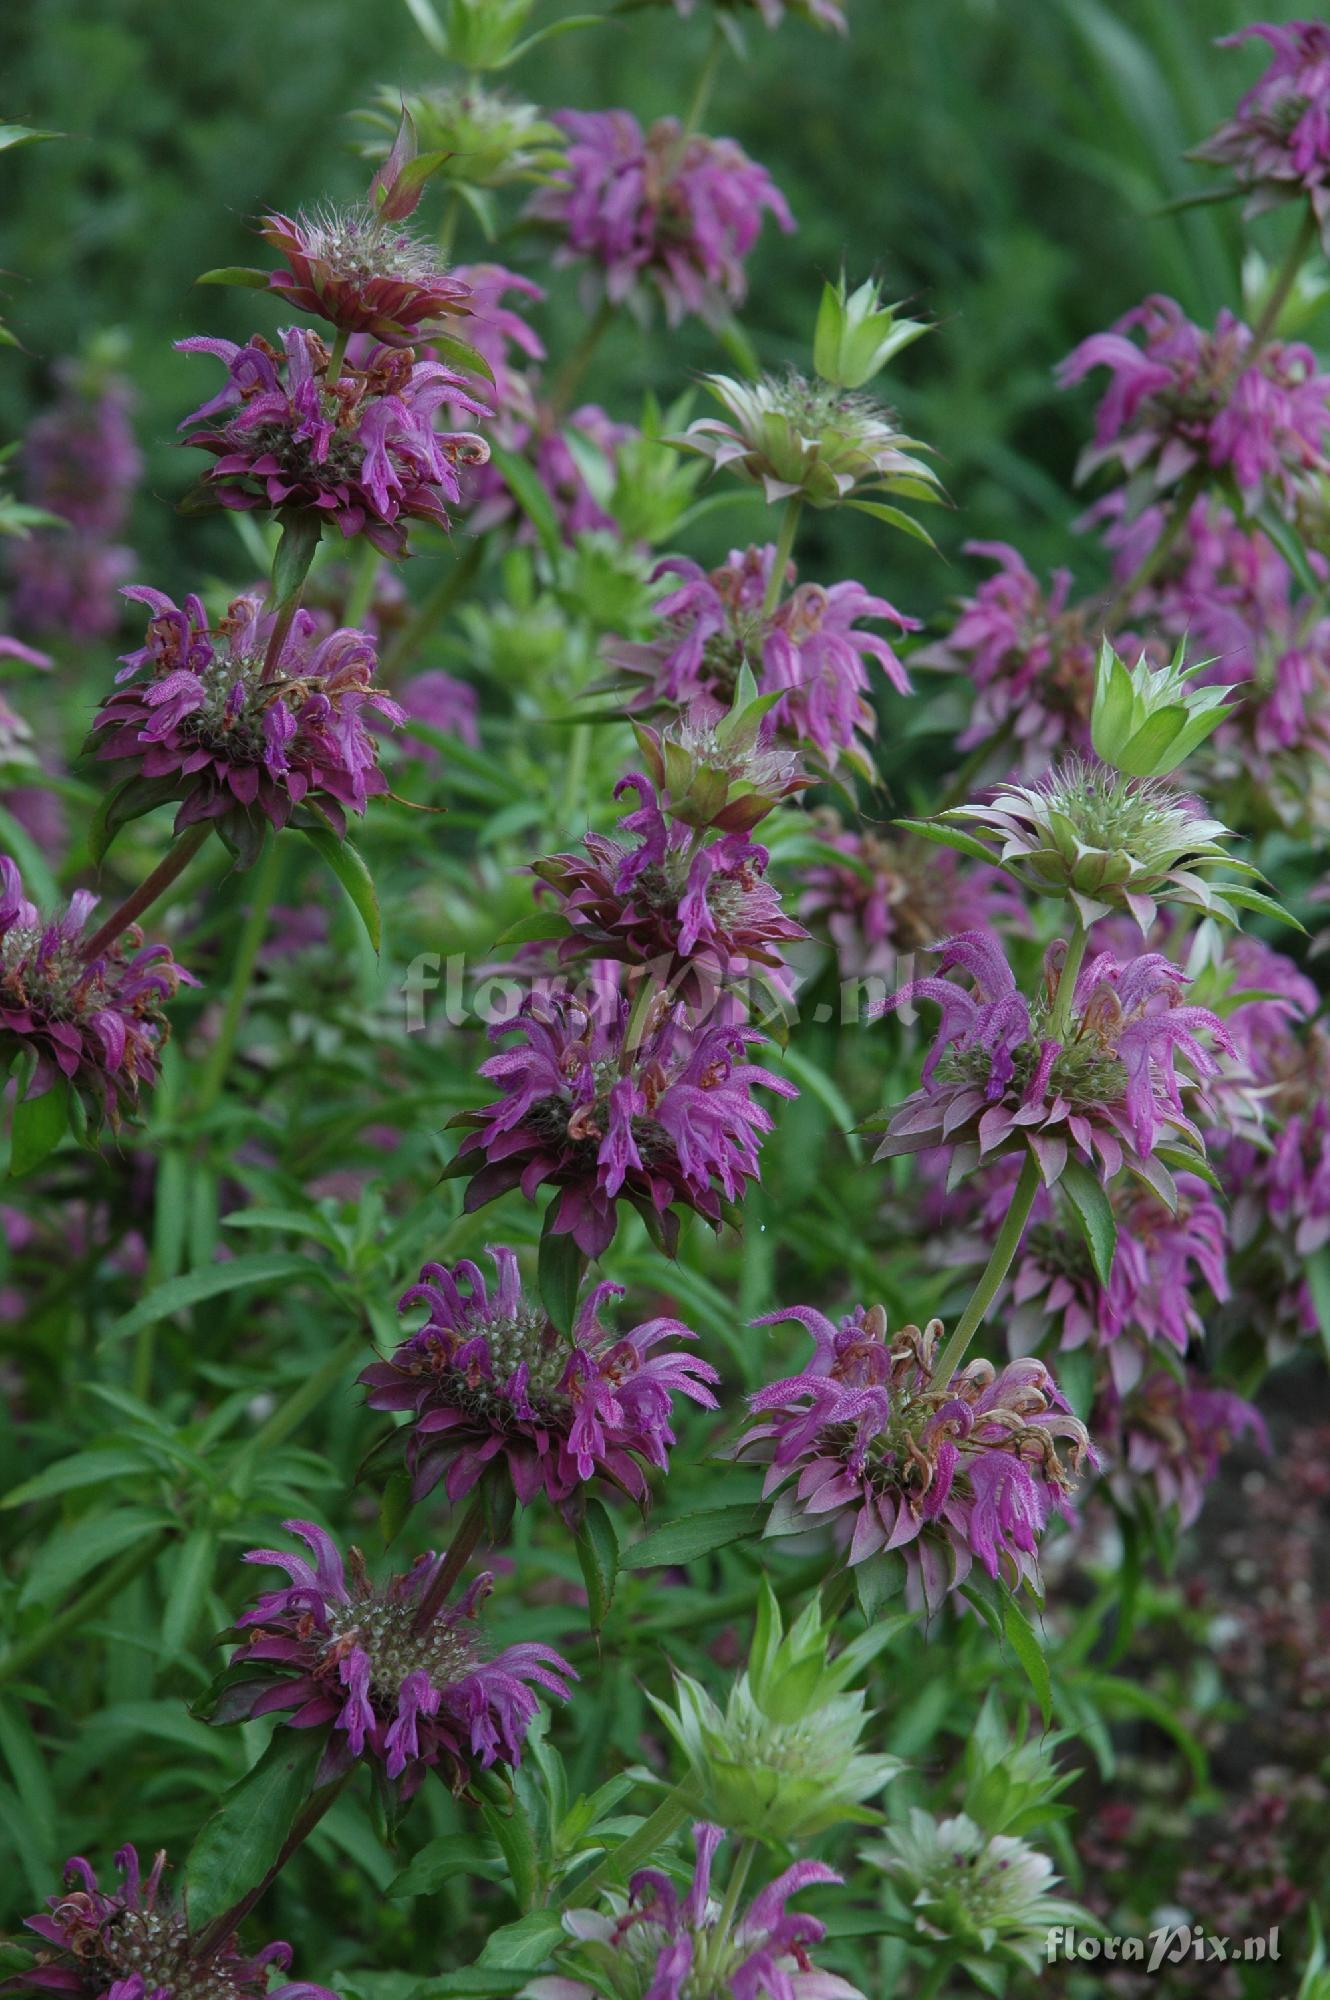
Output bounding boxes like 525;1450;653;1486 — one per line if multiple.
1091;635;1240;779
362;82;564;197
650;1581;903;1843
814;273;929;392
871;1808;1092;1975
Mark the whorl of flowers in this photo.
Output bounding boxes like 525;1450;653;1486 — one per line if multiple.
21;1845;338;2000
177;327;490;555
874;930;1236;1187
532;773;807;1004
1058;295;1330;515
1192;21;1330;246
605;544;917;771
227;1520;575;1797
674;370;938;512
1094;1369;1268;1529
735;1304;1093;1610
451;989;797;1258
527;1824;862;2000
798;816;1023;983
913;541;1097;775
360;1246;718;1516
872;1811;1088;1974
92;587;404;846
396;667;480;753
0;856;194;1126
259;207;474;348
529;110;793;327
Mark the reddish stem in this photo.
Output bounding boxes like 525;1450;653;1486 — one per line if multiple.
80;822;211;963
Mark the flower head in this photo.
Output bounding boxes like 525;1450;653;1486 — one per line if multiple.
260;206;474;348
361;1247;717;1516
227;1520;575;1797
874;930;1236;1186
1192;21;1330;247
0;856;194;1128
1058;296;1330;515
1094;1368;1268;1528
606;544;918;772
529;111;793;327
177;328;489;555
92;588;404;854
363;83;565;193
673;370;938;514
396;667;480;752
451;989;797;1258
532;774;807;1005
736;1305;1092;1611
630;698;809;835
872;1810;1089;1973
22;1845;337;2000
652;1584;901;1843
18;359;140;537
526;1824;862;2000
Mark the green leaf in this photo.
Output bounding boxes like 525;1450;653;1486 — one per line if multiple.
195;266;270;289
486;444;562;561
186;1729;327;1927
8;1084;69;1177
18;1505;173;1609
0;125;62;150
387;1834;505;1900
379;1468;415;1548
496;14;604;68
1003;1597;1052;1729
491;910;574;949
297;827;382;950
1057;1158;1117;1287
537;1219;582;1337
847;499;939;549
574;1498;619;1633
270;509;323;608
475;1909;566;1970
1221;884;1305;932
626;1504;765;1570
0;803;58;909
893;816;1002;870
3;1446;155;1509
160;1526;217;1657
1304;1249;1330;1371
100;1252;328;1347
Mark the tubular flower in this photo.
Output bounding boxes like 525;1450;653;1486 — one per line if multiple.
673;370;938;514
360;1247;718;1515
451;989;797;1258
529;110;793;327
227;1521;575;1797
1058;295;1330;516
1192;21;1330;248
873;930;1236;1187
0;856;194;1127
532;774;807;1005
22;1845;337;2000
913;541;1098;775
8;361;140;639
605;544;917;772
259;205;475;347
735;1305;1093;1611
1094;1369;1268;1529
1220;1027;1330;1351
798;817;1023;983
92;588;404;850
526;1824;863;2000
177;327;489;555
872;1812;1089;1975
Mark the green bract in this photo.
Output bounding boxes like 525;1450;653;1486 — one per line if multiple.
871;1809;1093;1974
1091;636;1240;778
360;82;565;205
650;1582;904;1843
813;273;929;391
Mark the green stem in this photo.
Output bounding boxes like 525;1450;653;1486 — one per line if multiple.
192;1769;352;1956
761;498;802;619
914;1953;958;2000
80;822;212;963
930;1150;1042;1389
1047;920;1088;1041
411;1488;488;1635
701;1838;756;1983
438;191;462;263
192;832;281;1118
326;326;351;382
383;539;483;678
549;298;615;421
1248;204;1317;359
573;1783;697;1902
262;593;303;676
1098;473;1200;633
561;722;591;838
680;21;725;146
0;1530;171;1686
343;540;382;629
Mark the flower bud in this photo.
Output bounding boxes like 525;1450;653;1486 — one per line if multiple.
631;667;808;831
814;272;928;391
1091;635;1238;778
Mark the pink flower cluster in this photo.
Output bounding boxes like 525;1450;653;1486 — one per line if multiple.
1194;21;1330;246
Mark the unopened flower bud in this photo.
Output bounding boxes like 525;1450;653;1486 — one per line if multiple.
814;272;929;391
1091;635;1238;778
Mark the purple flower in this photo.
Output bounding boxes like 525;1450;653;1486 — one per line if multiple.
93;587;405;847
528;1823;862;2000
606;544;917;771
735;1305;1093;1611
0;649;67;857
533;774;807;1005
874;930;1236;1187
530;111;793;326
396;668;480;752
799;816;1024;982
1058;296;1330;515
0;856;195;1127
468;402;630;546
1094;1369;1268;1529
1193;21;1330;248
452;989;797;1257
22;1844;336;2000
361;1246;718;1516
229;1520;575;1798
913;541;1097;776
177;328;489;556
